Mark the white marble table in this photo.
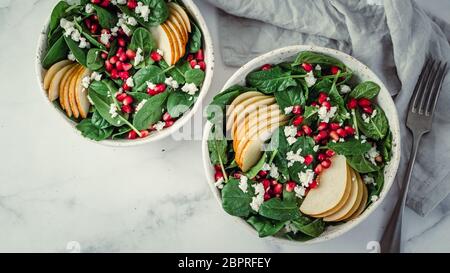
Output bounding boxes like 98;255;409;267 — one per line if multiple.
0;0;449;253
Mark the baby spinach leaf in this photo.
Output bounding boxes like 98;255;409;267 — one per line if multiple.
259;198;301;221
246;152;268;179
274;86;306;112
132;65;166;92
288;136;316;183
246;67;297;94
349;81;380;99
112;127;132;139
86;49;104;71
367;170;385;199
208;125;229;166
88;90;127;127
92;5;118;29
133;91;169;130
379;131;393;163
327;139;372;156
185;69;205;86
129;27;156;54
64;36;87;66
247;216;286;238
89;80;110;97
292;51;345;69
167;91;195;118
76;111;113;141
117;0;169;28
47;26;63;48
347;155;380;173
221;178;254;217
159;60;187;84
268;128;290;182
42;35;69;69
188;22;202;53
303;106;319;124
356;105;389;140
292;218;325;238
74;20;106;50
129;91;152;103
49;1;70;37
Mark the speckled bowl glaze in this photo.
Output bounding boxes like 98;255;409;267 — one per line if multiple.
202;45;401;244
35;0;214;146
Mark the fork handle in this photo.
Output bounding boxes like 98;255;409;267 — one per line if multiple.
380;132;423;253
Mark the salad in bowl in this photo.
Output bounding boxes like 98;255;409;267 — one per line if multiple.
204;47;400;242
37;0;211;143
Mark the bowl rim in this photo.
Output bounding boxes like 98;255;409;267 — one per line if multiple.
34;0;214;147
202;45;401;245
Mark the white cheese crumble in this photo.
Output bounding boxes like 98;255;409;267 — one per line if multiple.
165;77;179;89
135;2;150;22
305;71;317;87
90;72;102;81
313;145;319;152
318;105;337;123
100;32;111;45
365;146;380;165
362;113;370;123
294;185;306;198
181;83;199;95
284;106;293;115
109;104;118;118
81;76;91;89
286;149;304;167
135;99;147;113
285;222;299;234
154;121;166;131
67;52;76;61
363;175;375;185
298;169;315;188
134;48;144;66
127;17;138;26
214;177;224;189
239;176;248;193
284;125;297;138
146;81;156;90
269;164;279;179
126;77;135;88
371;195;379;202
371;109;378;118
85;3;94;14
340;84;351;94
78;37;90;49
261;163;271;171
250;183;265;212
114;0;127;4
315;64;322;71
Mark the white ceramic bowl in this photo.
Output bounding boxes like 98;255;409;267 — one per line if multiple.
35;0;214;146
202;45;401;244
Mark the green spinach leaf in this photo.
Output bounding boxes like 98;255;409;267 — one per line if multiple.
185;69;205;86
92;5;118;29
42;35;69;69
246;66;297;94
347;154;380;173
86;48;104;71
350;81;380;99
327;139;372;156
292;218;325;238
221;178;254;217
64;36;87;66
247;216;286;238
167;91;195;118
208;126;229;166
76;111;113;141
292;51;345;69
132;65;166;92
133;91;169;130
274;85;306;112
188;22;202;53
129;27;156;54
246;152;267;179
49;1;70;37
259;198;301;221
356;105;389;140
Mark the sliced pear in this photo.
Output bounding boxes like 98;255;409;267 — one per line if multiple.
226;91;263;117
68;66;84;119
164;20;185;62
44;60;72;90
231;97;276;138
339;170;365;221
226;95;271;131
169;3;191;33
348;180;368;220
58;64;77;109
323;168;363;222
151;25;175;65
300;155;351;217
61;65;78;117
75;68;92;119
49;64;73;102
169;10;188;44
168;13;187;45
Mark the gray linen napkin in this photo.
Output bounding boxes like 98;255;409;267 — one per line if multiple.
205;0;450;216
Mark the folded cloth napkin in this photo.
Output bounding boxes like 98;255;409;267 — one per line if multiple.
205;0;450;216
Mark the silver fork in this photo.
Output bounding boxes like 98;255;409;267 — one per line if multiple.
380;57;448;253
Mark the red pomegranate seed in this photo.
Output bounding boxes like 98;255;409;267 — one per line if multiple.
187;54;194;62
262;179;271;190
91;0;101;4
84;19;92;29
330;123;340;130
273;184;283;194
362;106;373;114
127;0;138;9
90;24;98;34
198;61;206;71
304;154;314;166
258;170;268;178
321;159;331;169
122;82;131;91
147;88;158;96
119;52;128;62
121;104;132;114
126;49;136;60
292;115;304;126
101;52;108;59
163;112;172;122
318;154;326;161
118;37;126;47
109;56;118;64
318;92;328;104
347;98;358;109
331;66;340;75
317;122;328;131
140;130;149;138
214;171;224;181
286;181;297;192
119;71;130;80
296;130;304;137
309;180;318;189
302;125;312;135
358;98;371;107
336;128;347;138
100;0;110;7
322;101;331;110
116;93;128;101
122;63;133;71
261;64;272;71
214;165;222;172
311;102;318;107
270;179;278;186
115;61;124;71
318;130;328;140
329;131;340;141
122;96;134;106
189;59;198;69
344;126;355;135
151;51;163;62
325;149;336;157
292;105;302;115
264;193;271;201
301;63;313;72
314;164;323;174
195;49;204;61
127;130;137;140
105;60;113;71
164;120;174;128
116;47;125;56
155;83;167;93
110;69;119;79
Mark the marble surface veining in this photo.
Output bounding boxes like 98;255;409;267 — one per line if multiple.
0;0;449;252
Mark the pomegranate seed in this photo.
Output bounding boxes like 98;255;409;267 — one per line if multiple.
314;164;323;174
155;83;167;93
330;123;340;130
264;193;271;201
147;88;158;96
117;38;126;47
162;112;172;122
116;61;124;71
302;125;312;135
90;24;98;34
126;49;136;60
344;126;355;135
322;101;331;110
311;102;318;107
336;128;347;138
116;93;128;101
347;98;358;109
122;96;134;106
164;120;174;128
127;0;138;9
84;19;92;29
198;61;206;71
321;159;331;169
286;182;297;192
195;49;204;61
358;98;371;107
127;130;137;140
301;63;313;72
214;165;222;172
187;54;194;62
317;122;328;131
150;51;163;62
292;115;304;126
304;154;314;166
214;171;224;181
318;154;326;161
121;104;132;114
292;105;302;115
262;179;271;190
232;173;242;179
318;130;328;140
362;106;373;114
105;60;113;71
331;66;340;75
271;179;278;186
101;28;111;35
92;15;98;21
261;64;272;71
110;69;119;79
91;0;101;4
109;56;118;64
329;131;340;141
296;130;304;137
101;52;108;59
325;149;336;157
116;47;125;56
309;180;318;189
273;184;283;194
258;170;268;178
140;130;149;138
119;71;130;80
122;83;131;91
318;92;328;104
123;63;133;71
189;60;198;69
100;0;110;7
119;52;128;62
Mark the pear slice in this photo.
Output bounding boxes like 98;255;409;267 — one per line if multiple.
226;91;263;117
300;155;351;217
75;68;92;119
68;66;84;119
169;3;191;33
58;64;77;109
44;60;72;90
169;10;188;44
151;25;175;65
347;180;368;220
61;65;78;117
165;20;185;62
339;170;365;221
226;95;271;131
323;168;363;222
49;64;73;102
161;22;179;65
